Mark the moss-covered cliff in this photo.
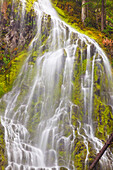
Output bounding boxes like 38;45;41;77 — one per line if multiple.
0;0;113;169
0;1;37;165
0;0;37;98
49;4;113;169
71;46;113;169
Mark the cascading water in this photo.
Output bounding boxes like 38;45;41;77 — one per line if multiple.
0;0;113;169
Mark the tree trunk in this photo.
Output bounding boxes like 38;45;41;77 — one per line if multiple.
87;0;89;18
89;133;113;170
81;0;86;26
101;0;106;31
104;0;106;28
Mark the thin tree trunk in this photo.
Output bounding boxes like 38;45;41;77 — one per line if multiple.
87;0;89;18
89;133;113;170
96;1;99;28
101;0;105;31
81;0;86;26
104;0;106;28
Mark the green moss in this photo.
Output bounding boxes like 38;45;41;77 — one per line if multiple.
60;167;68;170
71;47;88;122
0;50;28;98
26;0;37;13
27;92;42;136
73;138;87;170
53;73;63;105
0;118;7;168
94;97;113;140
54;6;66;19
93;59;113;141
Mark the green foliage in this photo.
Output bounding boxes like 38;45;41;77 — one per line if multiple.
52;0;113;39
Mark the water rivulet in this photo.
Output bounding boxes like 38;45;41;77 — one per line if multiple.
0;0;113;169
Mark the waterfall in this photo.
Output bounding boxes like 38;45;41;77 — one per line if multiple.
0;0;113;169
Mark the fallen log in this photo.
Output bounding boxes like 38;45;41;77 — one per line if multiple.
89;133;113;170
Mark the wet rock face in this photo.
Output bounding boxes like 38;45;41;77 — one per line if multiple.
0;0;37;71
0;121;7;169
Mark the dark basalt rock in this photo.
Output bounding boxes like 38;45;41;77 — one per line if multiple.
90;44;96;57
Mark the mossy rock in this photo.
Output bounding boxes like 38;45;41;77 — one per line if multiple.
0;119;7;169
73;139;87;169
0;50;28;98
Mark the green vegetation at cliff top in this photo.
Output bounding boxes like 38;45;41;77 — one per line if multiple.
51;1;113;67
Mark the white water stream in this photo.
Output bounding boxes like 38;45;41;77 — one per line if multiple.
0;0;113;169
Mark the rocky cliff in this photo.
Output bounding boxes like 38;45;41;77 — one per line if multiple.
0;0;36;71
